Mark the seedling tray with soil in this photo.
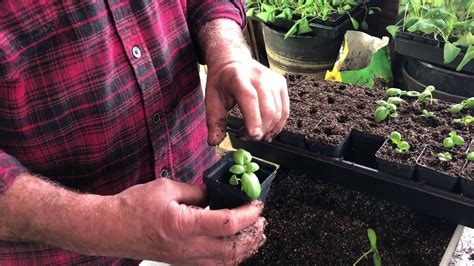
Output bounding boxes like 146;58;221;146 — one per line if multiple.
242;169;459;265
227;75;474;227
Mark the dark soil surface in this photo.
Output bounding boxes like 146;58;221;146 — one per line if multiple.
243;169;455;265
418;146;465;177
228;75;473;177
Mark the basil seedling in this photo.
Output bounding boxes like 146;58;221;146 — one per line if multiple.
228;149;261;200
452;115;473;126
450;97;474;114
438;152;453;162
353;228;382;266
374;100;398;122
418;85;435;103
385;88;406;97
390;131;410;153
442;131;465;149
421;109;434;117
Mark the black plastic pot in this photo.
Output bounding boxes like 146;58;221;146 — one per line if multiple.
277;130;307;149
304;114;351;158
345;129;385;169
401;59;467;103
405;57;474;98
395;32;474;74
261;23;343;76
375;139;416;180
459;161;474;198
204;152;279;210
416;145;459;191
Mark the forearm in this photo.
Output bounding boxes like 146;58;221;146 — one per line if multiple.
0;173;122;256
197;18;252;68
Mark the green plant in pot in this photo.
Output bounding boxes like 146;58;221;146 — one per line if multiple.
244;0;378;77
229;149;262;200
387;0;474;71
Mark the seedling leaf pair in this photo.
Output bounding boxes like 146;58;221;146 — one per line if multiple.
442;131;464;149
229;149;261;200
390;131;410;153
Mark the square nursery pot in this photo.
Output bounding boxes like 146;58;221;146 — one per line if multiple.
459;161;474;198
416;145;463;191
277;127;307;149
305;113;351;158
375;139;416;180
204;152;279;210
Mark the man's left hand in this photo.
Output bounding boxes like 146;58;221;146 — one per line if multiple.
205;58;289;145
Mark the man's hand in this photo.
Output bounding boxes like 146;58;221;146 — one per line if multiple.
198;19;289;145
0;174;266;264
113;178;267;264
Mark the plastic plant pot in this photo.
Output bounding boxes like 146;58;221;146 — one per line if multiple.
375;139;416;180
277;130;307;149
416;145;461;191
204;152;279;210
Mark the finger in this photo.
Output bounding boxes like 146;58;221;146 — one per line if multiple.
251;78;277;136
206;217;267;263
190;200;264;237
162;178;207;206
268;81;290;140
263;88;283;142
205;85;231;146
231;78;263;140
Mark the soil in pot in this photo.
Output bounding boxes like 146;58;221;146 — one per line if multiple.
417;146;465;179
243;169;455;265
305;112;352;146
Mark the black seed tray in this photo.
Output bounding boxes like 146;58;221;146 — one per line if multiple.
227;128;474;228
395;32;474;74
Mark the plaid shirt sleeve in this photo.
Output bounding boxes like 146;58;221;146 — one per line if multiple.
0;0;248;264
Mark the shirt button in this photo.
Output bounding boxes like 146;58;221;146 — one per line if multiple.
132;46;142;59
152;112;160;124
160;168;168;178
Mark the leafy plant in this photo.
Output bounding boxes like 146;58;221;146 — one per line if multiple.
442;131;465;149
418;85;435;103
452;115;473;126
245;0;377;39
421;109;434;117
353;228;382;266
438;151;453;162
450;97;474;114
374;100;398;122
229;149;262;200
384;87;422;99
390;131;411;153
386;0;474;71
468;152;474;161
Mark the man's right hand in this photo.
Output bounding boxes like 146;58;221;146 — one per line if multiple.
112;178;267;264
0;174;266;264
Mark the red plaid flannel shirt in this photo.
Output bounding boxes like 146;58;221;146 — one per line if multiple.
0;0;245;264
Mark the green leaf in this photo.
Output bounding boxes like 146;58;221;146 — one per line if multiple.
467;152;474;161
241;172;261;200
407;19;436;35
351;17;359;30
373;251;382;266
464;97;474;108
452;118;463;125
298;18;312;35
256;11;274;22
443;138;455;149
376;100;388;106
390;131;402;144
387;97;405;106
229;174;239;186
386;88;403;96
398;141;410;153
367;228;378;250
246;7;255;17
464;116;473;125
229;164;245;174
406;91;421;97
453;135;465;146
450;103;464;114
361;21;369;31
233;149;245;165
418;91;432;102
284;23;298;39
245;162;260;173
443;42;461;64
368;9;374;15
261;3;277;12
374;106;389;122
386;25;400;38
457;45;474;71
386;103;397;111
453;32;474;47
242;150;252;164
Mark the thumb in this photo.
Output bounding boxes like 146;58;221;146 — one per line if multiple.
205;84;232;146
